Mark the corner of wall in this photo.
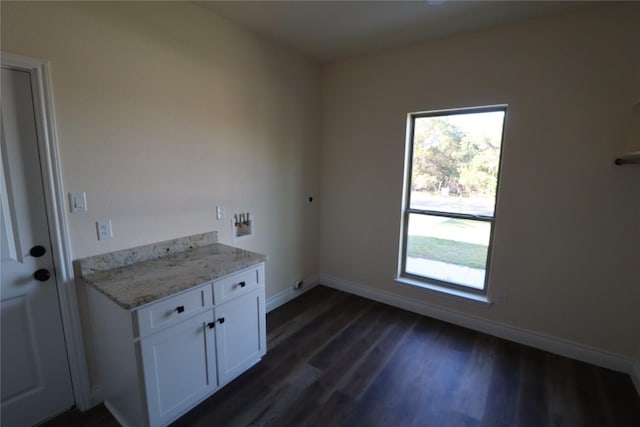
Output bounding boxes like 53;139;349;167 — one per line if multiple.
265;275;319;313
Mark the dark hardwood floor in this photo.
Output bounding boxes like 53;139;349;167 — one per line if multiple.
44;285;640;427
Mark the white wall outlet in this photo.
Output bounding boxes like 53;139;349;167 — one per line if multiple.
69;192;87;213
96;220;113;240
216;205;225;220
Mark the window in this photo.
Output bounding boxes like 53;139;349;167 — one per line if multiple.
399;106;506;294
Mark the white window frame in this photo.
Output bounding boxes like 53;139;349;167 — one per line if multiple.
397;105;507;297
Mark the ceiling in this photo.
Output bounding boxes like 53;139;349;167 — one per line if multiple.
195;1;599;63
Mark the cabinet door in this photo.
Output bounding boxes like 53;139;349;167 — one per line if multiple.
140;311;217;426
215;289;266;385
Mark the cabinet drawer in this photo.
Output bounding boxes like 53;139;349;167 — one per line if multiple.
213;264;264;304
136;285;212;337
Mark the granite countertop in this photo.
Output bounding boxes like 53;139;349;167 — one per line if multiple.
81;242;266;310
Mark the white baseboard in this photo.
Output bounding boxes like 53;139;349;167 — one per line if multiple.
265;276;319;313
319;274;634;375
91;385;103;407
104;401;134;427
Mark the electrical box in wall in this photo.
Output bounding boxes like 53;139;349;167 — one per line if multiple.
232;213;253;241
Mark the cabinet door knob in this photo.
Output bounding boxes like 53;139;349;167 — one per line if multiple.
207;322;215;329
217;317;225;324
176;306;185;313
238;281;246;288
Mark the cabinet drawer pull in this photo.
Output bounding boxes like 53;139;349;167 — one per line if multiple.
238;281;246;288
207;322;215;329
217;317;225;324
176;306;185;313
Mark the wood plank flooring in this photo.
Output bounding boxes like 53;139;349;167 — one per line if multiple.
44;285;640;427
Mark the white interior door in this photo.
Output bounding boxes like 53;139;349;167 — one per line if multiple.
1;67;74;426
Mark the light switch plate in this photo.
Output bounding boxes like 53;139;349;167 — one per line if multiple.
216;206;224;220
69;192;87;213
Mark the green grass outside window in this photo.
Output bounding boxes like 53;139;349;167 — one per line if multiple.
407;236;488;269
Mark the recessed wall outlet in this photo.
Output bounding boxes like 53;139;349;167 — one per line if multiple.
232;212;253;240
69;192;87;213
293;280;303;291
96;220;113;240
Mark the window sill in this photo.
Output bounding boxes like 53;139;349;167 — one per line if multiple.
394;276;492;306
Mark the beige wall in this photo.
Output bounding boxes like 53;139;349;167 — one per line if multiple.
319;4;640;358
2;1;320;290
3;0;639;393
2;1;320;384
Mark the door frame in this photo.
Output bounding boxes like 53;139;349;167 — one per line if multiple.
1;52;93;410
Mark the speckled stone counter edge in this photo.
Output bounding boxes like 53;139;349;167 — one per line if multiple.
76;231;218;276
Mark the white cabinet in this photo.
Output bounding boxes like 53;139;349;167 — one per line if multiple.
215;288;265;385
213;265;261;304
136;285;213;338
88;263;266;427
140;311;217;427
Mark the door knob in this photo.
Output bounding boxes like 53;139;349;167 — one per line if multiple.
33;269;51;282
30;245;46;257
